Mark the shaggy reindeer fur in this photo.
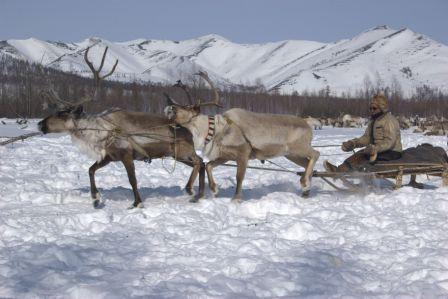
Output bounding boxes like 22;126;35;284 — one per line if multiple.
38;108;205;208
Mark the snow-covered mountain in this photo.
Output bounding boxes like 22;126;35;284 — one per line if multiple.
2;26;448;97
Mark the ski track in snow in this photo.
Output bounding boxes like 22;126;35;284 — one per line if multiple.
1;120;448;298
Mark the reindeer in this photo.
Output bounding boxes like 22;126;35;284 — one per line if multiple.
165;72;320;200
341;114;365;128
38;46;205;209
330;113;344;127
304;116;322;130
398;115;411;130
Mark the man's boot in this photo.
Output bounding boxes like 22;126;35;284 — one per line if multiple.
323;160;351;173
323;160;339;173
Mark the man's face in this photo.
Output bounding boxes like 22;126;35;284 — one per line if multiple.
369;102;381;116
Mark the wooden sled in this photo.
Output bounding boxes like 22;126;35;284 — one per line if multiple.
313;144;448;192
222;144;447;193
309;163;448;192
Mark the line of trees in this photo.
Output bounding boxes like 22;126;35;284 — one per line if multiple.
1;55;447;119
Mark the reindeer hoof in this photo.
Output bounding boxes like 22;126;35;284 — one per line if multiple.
210;185;219;196
92;199;104;209
128;202;144;209
189;192;204;203
185;187;194;196
189;197;199;203
231;196;242;203
301;190;310;198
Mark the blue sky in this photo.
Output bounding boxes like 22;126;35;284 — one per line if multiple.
1;0;447;44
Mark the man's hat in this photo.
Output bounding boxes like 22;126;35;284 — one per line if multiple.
371;94;388;112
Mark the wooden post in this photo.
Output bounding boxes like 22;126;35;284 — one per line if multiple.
395;166;403;189
442;164;448;186
410;174;417;184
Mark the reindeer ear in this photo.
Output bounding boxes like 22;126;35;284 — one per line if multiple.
193;105;201;113
72;105;84;117
164;93;182;106
164;93;174;105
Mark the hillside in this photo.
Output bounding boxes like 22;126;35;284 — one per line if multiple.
2;26;447;97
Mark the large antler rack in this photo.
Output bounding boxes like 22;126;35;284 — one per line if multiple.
83;47;118;103
41;45;119;111
83;46;119;102
195;71;222;107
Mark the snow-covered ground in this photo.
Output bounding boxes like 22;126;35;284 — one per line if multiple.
1;119;448;298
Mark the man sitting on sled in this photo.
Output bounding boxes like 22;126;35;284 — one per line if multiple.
324;94;402;172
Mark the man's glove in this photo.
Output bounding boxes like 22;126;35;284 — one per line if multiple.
341;140;355;152
363;144;376;155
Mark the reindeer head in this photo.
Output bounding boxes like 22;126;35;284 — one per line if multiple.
38;45;118;134
38;106;84;134
164;71;221;125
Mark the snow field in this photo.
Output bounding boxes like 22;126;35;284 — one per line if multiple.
1;121;448;297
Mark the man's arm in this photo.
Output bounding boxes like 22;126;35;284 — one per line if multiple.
351;123;371;148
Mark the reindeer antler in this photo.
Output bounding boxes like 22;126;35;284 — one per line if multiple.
40;89;77;111
83;46;119;102
173;80;194;105
164;93;183;107
195;71;222;107
84;46;118;86
41;45;119;111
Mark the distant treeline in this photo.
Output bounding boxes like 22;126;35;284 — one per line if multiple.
1;55;447;119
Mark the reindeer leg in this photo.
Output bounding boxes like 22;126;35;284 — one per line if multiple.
233;157;249;203
195;161;206;202
179;158;205;202
88;156;111;208
286;155;311;196
302;149;320;197
287;148;320;198
206;158;228;196
179;161;198;195
122;155;143;209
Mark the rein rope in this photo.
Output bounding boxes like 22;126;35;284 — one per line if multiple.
0;132;43;146
161;126;178;174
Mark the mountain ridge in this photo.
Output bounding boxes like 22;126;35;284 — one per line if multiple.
2;26;447;97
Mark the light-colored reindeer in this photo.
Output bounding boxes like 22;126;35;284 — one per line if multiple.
342;114;365;128
165;72;320;200
38;46;205;208
304;116;323;130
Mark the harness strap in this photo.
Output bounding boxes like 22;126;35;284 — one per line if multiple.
127;136;151;158
204;116;215;145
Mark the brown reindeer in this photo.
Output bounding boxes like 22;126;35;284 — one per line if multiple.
165;72;320;201
38;46;205;208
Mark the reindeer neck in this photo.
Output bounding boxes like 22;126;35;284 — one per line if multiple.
70;116;112;137
69;115;115;162
181;114;210;150
70;117;91;133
